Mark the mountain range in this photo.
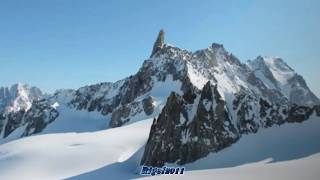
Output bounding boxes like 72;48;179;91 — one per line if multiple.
0;30;319;169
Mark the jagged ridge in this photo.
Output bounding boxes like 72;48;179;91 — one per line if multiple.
0;29;319;152
141;81;320;167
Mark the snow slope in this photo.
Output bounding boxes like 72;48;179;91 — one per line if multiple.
142;115;320;180
0;104;108;144
73;115;320;180
1;116;318;180
0;119;153;180
145;153;320;180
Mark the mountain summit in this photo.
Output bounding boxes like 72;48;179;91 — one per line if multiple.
150;29;165;57
0;31;319;168
0;83;42;114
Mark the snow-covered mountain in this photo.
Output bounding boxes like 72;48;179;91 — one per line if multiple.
0;83;43;138
247;56;320;106
0;30;319;179
0;83;42;113
0;113;319;180
0;30;319;169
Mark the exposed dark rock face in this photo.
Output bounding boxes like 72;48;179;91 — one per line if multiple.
141;82;239;167
150;29;165;58
0;114;5;135
287;104;314;123
118;65;154;105
105;44;191;127
22;99;59;136
70;82;123;115
141;81;320;167
258;98;287;127
56;40;191;130
182;85;197;104
0;83;43;113
0;83;44;137
3;110;25;137
143;96;155;116
1;30;319;151
186;83;239;163
1;99;59;138
141;92;187;167
110;101;143;127
287;75;320;105
315;105;320;116
233;93;260;133
65;58;169;129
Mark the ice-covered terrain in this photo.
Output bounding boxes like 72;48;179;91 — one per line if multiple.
145;153;320;180
0;30;319;179
1;30;319;145
0;115;319;180
0;119;153;180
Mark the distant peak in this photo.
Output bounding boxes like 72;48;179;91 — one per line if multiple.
150;29;165;57
211;43;224;49
256;55;264;60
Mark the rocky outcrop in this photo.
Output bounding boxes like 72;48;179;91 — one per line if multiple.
0;83;44;137
141;82;239;167
150;29;165;58
0;83;42;113
21;99;59;136
287;104;314;123
233;93;260;133
1;30;319;148
141;81;320;167
287;74;320;105
185;82;239;163
247;56;320;106
141;92;187;167
315;105;320;116
3;110;25;137
0;98;58;138
70;82;122;115
110;101;143;127
258;98;288;127
143;96;155;116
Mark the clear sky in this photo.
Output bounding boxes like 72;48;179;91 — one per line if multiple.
0;0;319;96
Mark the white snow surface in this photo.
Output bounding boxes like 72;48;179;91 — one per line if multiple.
186;62;208;90
0;119;153;180
263;56;295;86
1;44;320;179
0;116;319;180
0;104;108;144
247;56;297;98
145;153;320;180
40;104;108;134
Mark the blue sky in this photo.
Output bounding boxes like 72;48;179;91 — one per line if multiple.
0;0;319;96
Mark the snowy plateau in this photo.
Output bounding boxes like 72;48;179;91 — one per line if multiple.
0;30;320;180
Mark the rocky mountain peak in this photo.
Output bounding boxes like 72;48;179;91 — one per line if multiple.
1;30;319;151
0;83;43;114
246;56;319;105
150;29;165;58
211;43;224;50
